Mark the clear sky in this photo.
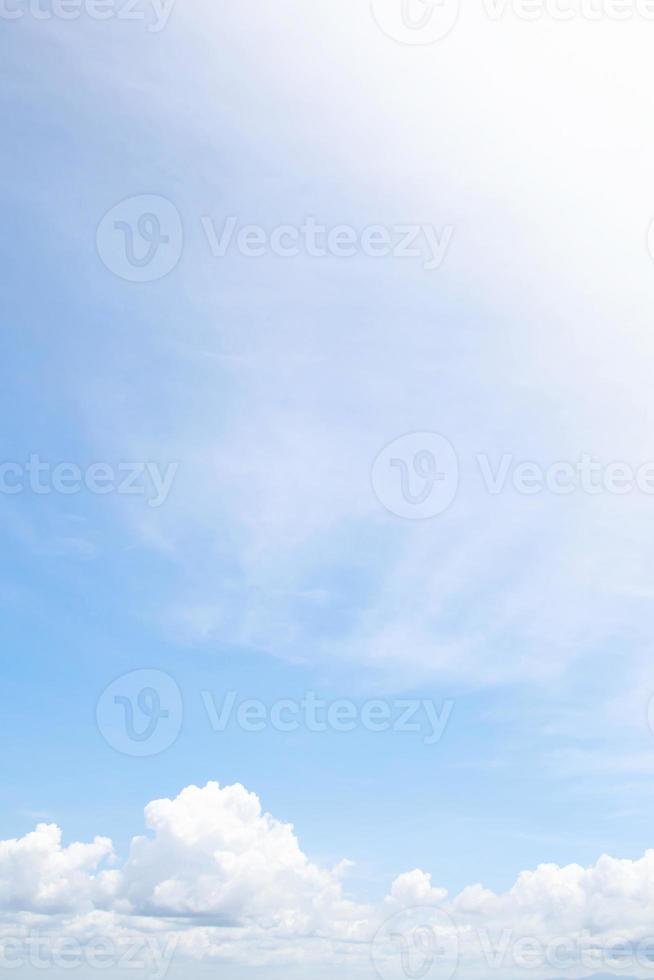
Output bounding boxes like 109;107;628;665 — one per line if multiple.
3;2;654;979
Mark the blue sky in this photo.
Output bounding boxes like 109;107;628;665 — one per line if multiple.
3;2;654;978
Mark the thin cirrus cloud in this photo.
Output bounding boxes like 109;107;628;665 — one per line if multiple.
30;0;654;699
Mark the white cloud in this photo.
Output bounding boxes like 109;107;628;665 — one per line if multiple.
31;0;654;715
114;781;359;934
386;869;448;909
0;823;114;914
4;782;654;977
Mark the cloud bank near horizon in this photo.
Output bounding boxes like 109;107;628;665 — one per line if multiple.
4;781;654;978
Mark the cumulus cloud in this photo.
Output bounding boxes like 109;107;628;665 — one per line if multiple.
386;869;448;909
0;822;114;914
114;781;359;935
4;782;654;976
456;851;654;939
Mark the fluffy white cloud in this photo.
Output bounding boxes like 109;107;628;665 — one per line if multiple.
387;869;448;909
114;781;360;935
456;850;654;938
4;782;654;977
0;823;114;914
